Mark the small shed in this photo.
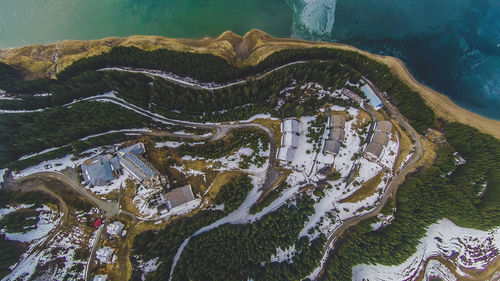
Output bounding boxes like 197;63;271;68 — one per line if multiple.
106;221;124;236
96;247;114;263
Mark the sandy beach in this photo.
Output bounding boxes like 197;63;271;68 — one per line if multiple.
1;29;499;139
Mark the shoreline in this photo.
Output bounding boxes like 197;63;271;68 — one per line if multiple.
0;29;499;139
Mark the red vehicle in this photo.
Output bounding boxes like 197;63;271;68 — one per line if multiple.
94;218;102;228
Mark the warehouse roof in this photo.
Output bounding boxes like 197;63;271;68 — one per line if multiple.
163;185;195;210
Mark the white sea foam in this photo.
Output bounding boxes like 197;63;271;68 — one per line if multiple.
287;0;338;37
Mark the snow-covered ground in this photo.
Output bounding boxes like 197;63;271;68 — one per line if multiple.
78;128;151;141
331;108;363;178
18;147;62;161
0;205;93;281
12;146;109;179
424;259;457;281
353;219;500;281
99;61;307;92
133;185;164;219
379;134;399;170
0;168;6;187
136;257;160;281
5;221;92;281
2;205;60;243
336;172;390;219
270;244;296;263
230;113;279;124
155;141;185;148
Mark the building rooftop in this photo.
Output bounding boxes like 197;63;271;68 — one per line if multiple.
376;121;392;133
328;115;346;128
365;143;385;159
281;119;299;133
163;185;195;210
361;84;383;108
364;121;393;160
119;152;159;182
324;139;342;155
282;132;299;148
118;142;145;155
277;146;296;163
81;155;115;186
96;247;114;263
106;221;124;236
371;131;389;145
329;127;345;142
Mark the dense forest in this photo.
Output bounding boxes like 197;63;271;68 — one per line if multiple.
320;122;500;280
1;46;435;169
131;210;225;280
0;101;155;167
172;195;324;281
56;46;250;82
2;45;433;132
214;175;253;213
250;181;291;214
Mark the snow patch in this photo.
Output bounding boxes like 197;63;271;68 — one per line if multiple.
353;219;500;281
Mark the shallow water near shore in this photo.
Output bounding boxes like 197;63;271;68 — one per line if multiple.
0;0;499;120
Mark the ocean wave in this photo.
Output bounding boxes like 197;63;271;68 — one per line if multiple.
285;0;338;39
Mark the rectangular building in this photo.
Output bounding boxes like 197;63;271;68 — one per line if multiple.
162;185;195;210
81;155;117;186
281;118;299;133
277;147;296;163
365;121;393;160
324;115;346;155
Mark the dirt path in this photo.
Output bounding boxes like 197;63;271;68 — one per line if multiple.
5;179;70;258
9;172;120;218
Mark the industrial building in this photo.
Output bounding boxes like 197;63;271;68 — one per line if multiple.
161;185;196;212
277;118;300;164
365;121;393;160
81;155;120;186
324;115;346;155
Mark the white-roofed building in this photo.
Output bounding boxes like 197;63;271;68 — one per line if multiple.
277;147;296;163
282;132;299;148
96;247;114;263
106;221;124;236
278;118;300;165
281;118;299;132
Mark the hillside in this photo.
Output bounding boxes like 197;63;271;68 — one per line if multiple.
1;30;499;140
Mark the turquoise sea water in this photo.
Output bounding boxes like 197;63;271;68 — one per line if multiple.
0;0;499;120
